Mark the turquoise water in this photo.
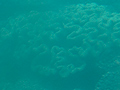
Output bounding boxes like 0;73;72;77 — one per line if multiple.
0;0;120;90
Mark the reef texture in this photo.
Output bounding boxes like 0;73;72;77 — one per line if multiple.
0;3;120;90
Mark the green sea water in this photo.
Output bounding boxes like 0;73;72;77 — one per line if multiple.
0;0;120;90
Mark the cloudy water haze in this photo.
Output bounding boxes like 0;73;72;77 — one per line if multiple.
0;0;120;90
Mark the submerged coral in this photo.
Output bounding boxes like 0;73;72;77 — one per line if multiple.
1;3;120;90
95;71;120;90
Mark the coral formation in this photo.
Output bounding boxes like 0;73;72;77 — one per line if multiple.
1;3;120;90
95;71;120;90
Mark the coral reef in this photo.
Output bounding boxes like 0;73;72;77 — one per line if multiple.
95;71;120;90
1;3;120;90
